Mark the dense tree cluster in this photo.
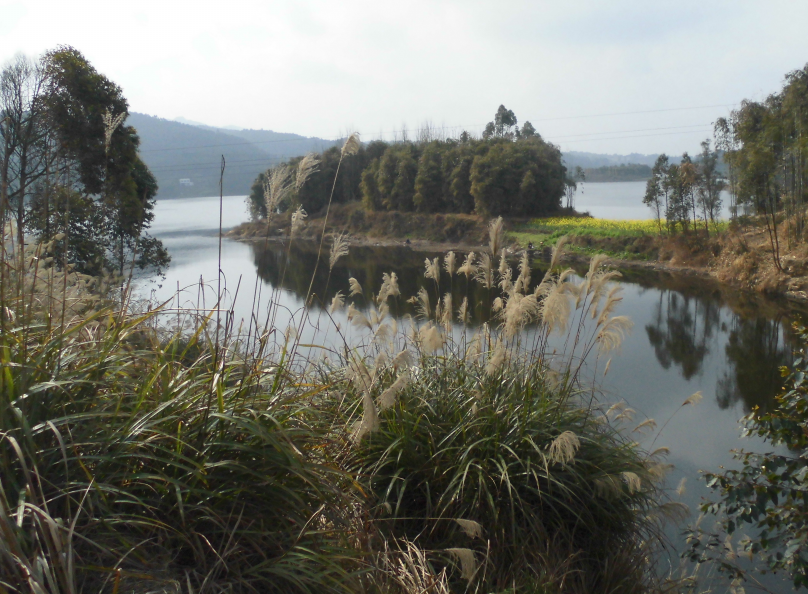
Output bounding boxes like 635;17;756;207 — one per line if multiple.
248;106;567;220
645;63;808;269
642;141;725;234
0;46;168;276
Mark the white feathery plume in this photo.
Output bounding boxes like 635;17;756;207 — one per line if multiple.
329;233;349;271
457;297;470;325
676;477;687;498
683;392;703;407
446;548;477;581
378;272;400;304
441;293;453;330
465;332;482;363
454;519;483;539
541;278;571;334
290;205;308;236
488;216;504;256
632;418;657;433
371;350;389;381
377;371;410;411
596;315;632;352
392;349;414;370
352;390;380;443
503;293;540;339
603;358;612;376
347;303;372;330
485;340;506;376
515;250;531;294
444;251;456;276
419;323;444;354
348;277;363;296
548;431;580;465
408;287;431;319
649;447;670;458
264;165;293;218
329;291;345;314
549;235;568;270
424;257;441;282
605;401;626;417
613;407;636;423
474;253;494;289
622;471;642;494
341;132;361;157
295;153;320;191
458;252;476;279
498;249;513;295
492;297;503;313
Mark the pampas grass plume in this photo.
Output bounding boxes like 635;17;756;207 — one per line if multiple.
329;233;349;271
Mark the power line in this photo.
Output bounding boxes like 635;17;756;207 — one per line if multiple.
137;103;736;155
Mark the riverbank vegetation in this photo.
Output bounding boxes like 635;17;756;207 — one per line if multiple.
1;117;694;592
0;46;168;278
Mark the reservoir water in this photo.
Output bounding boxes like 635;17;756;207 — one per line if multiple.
142;187;800;590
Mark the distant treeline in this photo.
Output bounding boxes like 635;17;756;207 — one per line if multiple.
249;106;570;220
583;163;652;183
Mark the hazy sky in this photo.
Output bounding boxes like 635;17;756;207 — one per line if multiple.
2;0;807;155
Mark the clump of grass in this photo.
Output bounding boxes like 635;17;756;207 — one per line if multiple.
1;134;682;593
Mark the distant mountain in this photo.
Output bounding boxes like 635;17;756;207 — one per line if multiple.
561;151;672;169
173;116;243;131
128;113;338;199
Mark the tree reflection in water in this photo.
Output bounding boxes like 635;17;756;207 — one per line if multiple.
251;240;800;415
643;282;794;413
645;291;720;380
717;317;791;412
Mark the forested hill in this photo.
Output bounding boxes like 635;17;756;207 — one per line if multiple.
583;163;653;182
127;113;338;198
563;151;659;169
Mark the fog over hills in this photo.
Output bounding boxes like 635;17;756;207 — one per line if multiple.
130;113;675;198
128;113;338;198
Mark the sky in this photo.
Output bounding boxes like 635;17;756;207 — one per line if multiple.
1;0;807;156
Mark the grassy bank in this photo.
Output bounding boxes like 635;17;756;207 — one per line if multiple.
1;213;693;593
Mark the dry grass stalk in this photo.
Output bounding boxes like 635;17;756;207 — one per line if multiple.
377;372;410;412
290;205;308;237
683;392;703;406
418;323;443;354
454;519;483;539
622;471;642;494
349;277;363;296
295;153;320;191
446;548;477;581
488;216;504;255
548;431;580;465
457;297;470;325
341;132;361;157
458;251;476;279
474;253;494;289
443;251;456;276
329;233;349;271
329;291;345;314
409;287;431;320
378;272;400;304
424;257;440;282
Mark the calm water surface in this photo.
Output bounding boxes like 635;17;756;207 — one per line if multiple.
142;194;801;590
576;180;733;220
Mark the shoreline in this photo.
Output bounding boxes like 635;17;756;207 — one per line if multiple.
229;228;808;306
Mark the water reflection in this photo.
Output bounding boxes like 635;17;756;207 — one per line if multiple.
717;317;791;412
645;292;719;380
